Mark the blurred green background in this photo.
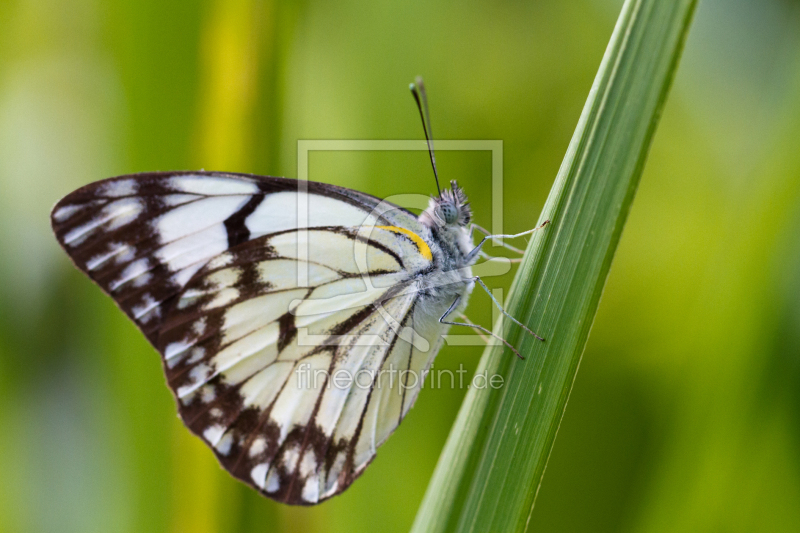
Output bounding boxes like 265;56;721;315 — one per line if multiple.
1;0;799;531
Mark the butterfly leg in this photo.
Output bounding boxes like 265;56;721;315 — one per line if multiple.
439;295;524;359
469;276;545;342
466;219;550;263
468;225;517;263
471;223;526;255
473;222;523;262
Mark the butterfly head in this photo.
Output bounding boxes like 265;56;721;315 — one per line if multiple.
421;180;472;228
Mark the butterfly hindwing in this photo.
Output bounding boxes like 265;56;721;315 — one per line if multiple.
156;227;435;503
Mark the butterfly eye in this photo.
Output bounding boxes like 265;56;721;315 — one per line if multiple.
440;203;458;224
431;205;445;225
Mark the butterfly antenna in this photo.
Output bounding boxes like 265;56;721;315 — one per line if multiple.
410;77;441;197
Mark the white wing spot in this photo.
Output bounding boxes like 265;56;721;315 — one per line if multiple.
116;246;135;264
165;341;192;360
137;305;161;324
299;452;317;477
132;294;159;320
86;255;108;271
249;438;266;458
110;258;151;291
53;204;83;222
207;253;234;270
178;390;196;405
171;262;206;287
178;289;203;310
205;288;239;310
282;443;301;472
86;243;133;271
98;179;138;197
166;355;183;369
188;347;206;365
63;199;144;246
177;364;211;398
202;387;217;404
322;451;347;498
105;198;145;231
207;268;241;289
189;364;211;384
216;432;233;456
192;317;208;336
203;424;225;445
251;463;269;490
131;271;153;288
169;175;260;195
265;468;281;493
302;477;319;503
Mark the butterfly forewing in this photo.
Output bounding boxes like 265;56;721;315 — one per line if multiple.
51;172;408;338
51;171;449;504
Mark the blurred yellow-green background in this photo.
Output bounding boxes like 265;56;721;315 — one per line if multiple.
1;0;799;531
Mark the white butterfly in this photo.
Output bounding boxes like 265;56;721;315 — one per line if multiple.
50;80;546;505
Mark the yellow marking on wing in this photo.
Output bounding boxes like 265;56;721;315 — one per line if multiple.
375;226;433;262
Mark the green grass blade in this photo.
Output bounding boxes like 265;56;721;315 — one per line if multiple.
411;0;697;531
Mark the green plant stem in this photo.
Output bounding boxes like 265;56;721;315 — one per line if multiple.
411;0;697;531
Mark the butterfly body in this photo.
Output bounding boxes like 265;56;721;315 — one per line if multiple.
51;171;481;504
414;180;477;302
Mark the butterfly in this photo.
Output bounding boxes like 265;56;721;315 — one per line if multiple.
50;79;547;505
